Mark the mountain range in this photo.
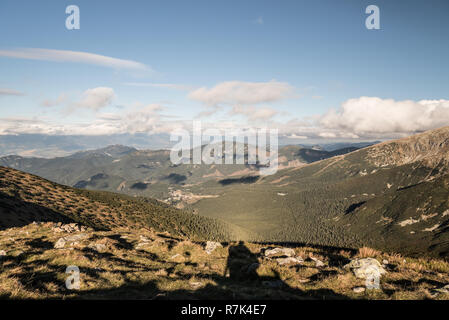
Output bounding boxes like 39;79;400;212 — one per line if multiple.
0;126;449;299
1;127;448;257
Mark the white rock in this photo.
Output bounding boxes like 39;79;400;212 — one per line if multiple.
344;258;386;279
276;256;303;266
65;233;88;242
0;250;6;257
54;233;88;249
189;281;203;289
205;241;222;254
264;247;295;258
353;287;366;293
310;256;325;267
54;238;66;249
88;243;107;252
53;223;86;233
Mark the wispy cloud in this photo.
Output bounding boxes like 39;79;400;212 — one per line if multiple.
41;93;67;107
0;48;150;70
75;87;116;111
230;105;279;121
123;82;193;91
0;88;25;96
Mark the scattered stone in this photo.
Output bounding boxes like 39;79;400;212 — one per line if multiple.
53;223;87;233
310;257;325;267
276;256;303;266
140;235;151;242
88;243;107;252
189;281;203;289
353;287;366;293
54;233;89;249
65;233;89;242
0;250;6;258
170;253;185;263
264;247;295;258
344;258;386;279
204;241;222;254
382;259;389;265
155;269;168;277
135;235;153;249
54;238;66;249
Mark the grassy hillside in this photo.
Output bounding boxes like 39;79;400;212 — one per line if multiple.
0;166;448;300
191;127;449;257
0;166;256;241
1;221;448;299
0;144;362;200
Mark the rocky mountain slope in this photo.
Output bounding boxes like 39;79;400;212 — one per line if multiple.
0;162;448;299
191;126;449;257
0;144;363;200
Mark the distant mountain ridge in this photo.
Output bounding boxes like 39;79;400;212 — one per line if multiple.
0;144;365;200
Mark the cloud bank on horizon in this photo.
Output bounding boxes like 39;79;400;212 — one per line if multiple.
1;80;448;140
1;1;448;142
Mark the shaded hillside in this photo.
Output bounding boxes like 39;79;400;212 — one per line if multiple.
337;174;449;256
0;166;256;241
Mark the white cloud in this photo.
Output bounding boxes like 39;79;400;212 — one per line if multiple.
320;97;449;136
189;80;293;106
0;48;149;70
0;88;24;96
76;87;115;111
122;104;165;133
41;93;67;107
123;82;192;90
3;94;449;141
230;105;278;121
286;134;308;139
318;132;337;138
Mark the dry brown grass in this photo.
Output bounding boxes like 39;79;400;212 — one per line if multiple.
1;222;448;300
357;247;381;258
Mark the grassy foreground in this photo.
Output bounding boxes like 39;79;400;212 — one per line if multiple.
1;221;448;300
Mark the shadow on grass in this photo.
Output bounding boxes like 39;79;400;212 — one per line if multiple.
0;191;75;230
2;239;349;300
79;242;349;300
218;176;259;186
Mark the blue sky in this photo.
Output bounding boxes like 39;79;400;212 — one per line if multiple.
0;0;448;140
